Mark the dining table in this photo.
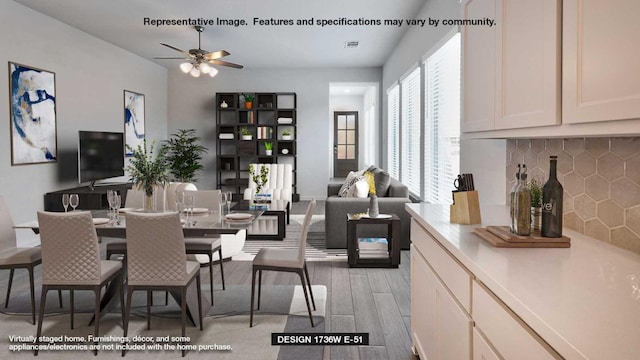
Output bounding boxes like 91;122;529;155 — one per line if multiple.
15;208;264;327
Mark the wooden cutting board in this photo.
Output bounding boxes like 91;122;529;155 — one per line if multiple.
474;227;571;248
486;226;570;243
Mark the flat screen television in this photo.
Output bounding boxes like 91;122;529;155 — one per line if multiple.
78;131;125;186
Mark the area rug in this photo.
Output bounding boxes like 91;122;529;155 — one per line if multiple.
236;215;347;261
0;284;326;359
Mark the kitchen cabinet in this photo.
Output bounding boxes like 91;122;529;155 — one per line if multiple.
563;0;640;124
472;328;500;360
462;0;561;132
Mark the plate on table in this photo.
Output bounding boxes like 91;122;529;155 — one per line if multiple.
118;208;140;214
225;213;254;222
92;218;110;225
184;207;209;215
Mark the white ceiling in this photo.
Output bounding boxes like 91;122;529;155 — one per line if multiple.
15;0;426;69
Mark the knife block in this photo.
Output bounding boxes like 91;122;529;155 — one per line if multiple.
450;191;482;225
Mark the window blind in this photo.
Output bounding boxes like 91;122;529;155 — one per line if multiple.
401;67;422;195
387;85;400;179
424;33;461;204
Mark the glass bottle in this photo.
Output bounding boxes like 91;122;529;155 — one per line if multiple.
509;164;521;233
541;155;563;237
514;172;531;236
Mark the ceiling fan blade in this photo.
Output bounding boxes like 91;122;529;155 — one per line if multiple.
160;43;193;57
153;57;191;60
203;50;230;60
207;59;244;69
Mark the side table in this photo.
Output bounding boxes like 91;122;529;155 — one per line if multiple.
347;213;401;268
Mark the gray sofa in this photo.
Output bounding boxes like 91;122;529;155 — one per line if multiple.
325;177;411;249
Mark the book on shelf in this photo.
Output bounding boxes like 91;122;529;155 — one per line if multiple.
358;251;389;259
219;133;234;140
358;237;388;250
257;127;273;139
252;193;272;204
277;117;293;124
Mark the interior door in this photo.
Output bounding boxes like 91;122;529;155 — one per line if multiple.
333;111;358;177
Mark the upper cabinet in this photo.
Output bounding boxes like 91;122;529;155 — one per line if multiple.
463;0;640;137
562;0;640;124
462;0;561;132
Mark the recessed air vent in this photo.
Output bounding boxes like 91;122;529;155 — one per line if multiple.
345;41;359;48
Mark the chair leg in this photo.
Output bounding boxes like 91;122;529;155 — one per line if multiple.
181;286;187;357
58;290;63;309
34;286;49;356
146;291;152;330
218;248;226;291
122;287;133;357
196;274;203;331
28;266;36;325
165;291;169;306
250;267;257;327
118;275;125;328
257;270;262;310
208;253;214;305
94;286;101;356
5;268;14;308
70;290;74;329
297;270;315;327
303;262;316;311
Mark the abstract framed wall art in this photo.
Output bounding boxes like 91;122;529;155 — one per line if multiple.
124;90;145;156
8;62;57;165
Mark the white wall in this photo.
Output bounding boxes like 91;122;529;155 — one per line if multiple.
167;67;381;200
0;1;168;224
382;0;507;204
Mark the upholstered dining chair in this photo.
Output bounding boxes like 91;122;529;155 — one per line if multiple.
123;211;202;357
0;196;62;325
183;190;225;303
35;211;124;355
250;199;316;327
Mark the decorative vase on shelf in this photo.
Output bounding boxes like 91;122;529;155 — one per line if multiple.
220;101;228;108
244;101;253;109
282;135;292;140
265;150;273;156
242;135;252;141
369;195;379;218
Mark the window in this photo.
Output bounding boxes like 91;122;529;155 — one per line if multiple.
423;33;461;204
387;85;400;179
401;67;422;195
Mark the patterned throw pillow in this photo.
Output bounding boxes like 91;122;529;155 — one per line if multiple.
338;171;363;197
345;178;369;198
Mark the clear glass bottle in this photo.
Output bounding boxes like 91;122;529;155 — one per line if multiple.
509;164;521;233
513;172;531;236
542;156;564;237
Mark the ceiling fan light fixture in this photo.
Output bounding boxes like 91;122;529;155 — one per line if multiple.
190;67;201;77
208;67;219;77
180;62;193;73
200;63;211;74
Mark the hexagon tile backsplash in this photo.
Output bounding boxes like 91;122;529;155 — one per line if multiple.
506;137;640;254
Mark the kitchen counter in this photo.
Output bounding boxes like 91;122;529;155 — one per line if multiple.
406;203;640;360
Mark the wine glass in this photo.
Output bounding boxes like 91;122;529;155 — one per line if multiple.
175;190;184;213
184;193;195;226
69;194;79;212
113;194;122;225
219;192;228;216
62;194;70;212
225;191;233;214
107;190;116;221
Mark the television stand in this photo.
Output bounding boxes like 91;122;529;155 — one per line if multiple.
44;183;133;211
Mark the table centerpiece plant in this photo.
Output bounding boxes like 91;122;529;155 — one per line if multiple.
248;164;269;196
126;139;169;211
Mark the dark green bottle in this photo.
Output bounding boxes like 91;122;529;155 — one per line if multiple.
541;156;563;237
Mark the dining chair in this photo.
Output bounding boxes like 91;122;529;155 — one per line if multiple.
35;211;124;355
123;211;202;357
183;190;226;303
250;199;316;327
0;196;62;325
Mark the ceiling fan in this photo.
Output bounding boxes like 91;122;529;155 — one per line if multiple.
154;25;243;77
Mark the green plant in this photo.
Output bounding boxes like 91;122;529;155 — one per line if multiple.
281;129;292;136
164;129;208;183
248;164;269;194
126;140;169;197
529;177;542;207
240;127;252;136
264;142;273;150
241;93;255;102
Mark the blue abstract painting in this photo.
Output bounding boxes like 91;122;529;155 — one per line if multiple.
124;90;145;156
9;62;57;165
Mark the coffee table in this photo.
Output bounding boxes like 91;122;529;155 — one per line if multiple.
232;200;290;240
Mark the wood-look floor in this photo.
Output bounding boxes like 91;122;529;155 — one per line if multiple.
1;200;414;359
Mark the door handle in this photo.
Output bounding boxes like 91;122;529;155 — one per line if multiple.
334;145;338;154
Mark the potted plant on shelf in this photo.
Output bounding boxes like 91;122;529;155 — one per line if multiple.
241;93;255;109
164;129;208;183
126;139;169;211
281;129;292;140
240;127;253;140
264;142;273;156
529;177;542;232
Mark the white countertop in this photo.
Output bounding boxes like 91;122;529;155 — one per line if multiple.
406;203;640;360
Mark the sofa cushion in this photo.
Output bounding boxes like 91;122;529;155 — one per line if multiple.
366;166;391;197
338;171;363;197
345;178;369;198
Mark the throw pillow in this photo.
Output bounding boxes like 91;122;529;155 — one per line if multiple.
338;171;362;197
346;178;369;198
370;167;391;196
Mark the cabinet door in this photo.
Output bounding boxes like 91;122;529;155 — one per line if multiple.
411;247;472;360
494;0;561;129
473;328;501;360
563;0;640;124
462;0;498;132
